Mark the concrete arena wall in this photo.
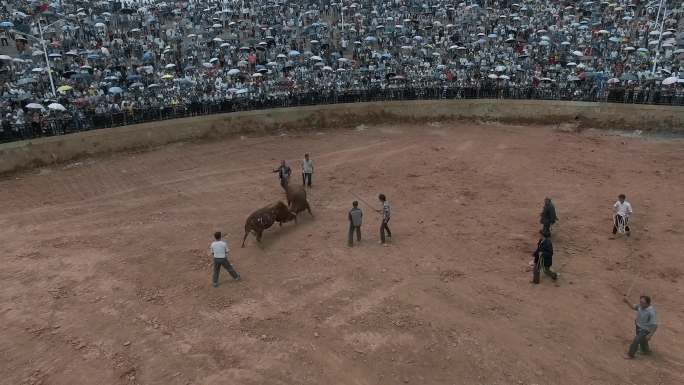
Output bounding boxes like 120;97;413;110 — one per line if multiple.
1;99;682;174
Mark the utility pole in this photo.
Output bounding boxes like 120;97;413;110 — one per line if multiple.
37;20;57;97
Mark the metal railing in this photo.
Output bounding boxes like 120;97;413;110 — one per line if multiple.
1;85;683;143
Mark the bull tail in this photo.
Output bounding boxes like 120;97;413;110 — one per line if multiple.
306;202;313;217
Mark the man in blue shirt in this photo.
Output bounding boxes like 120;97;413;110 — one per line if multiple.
348;201;363;246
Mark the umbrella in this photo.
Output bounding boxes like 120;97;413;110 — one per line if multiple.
252;73;262;78
0;21;14;28
487;74;498;79
607;78;620;84
623;46;635;52
165;63;176;69
499;75;510;80
57;85;73;92
288;50;300;57
567;62;577;67
662;77;678;85
161;74;174;80
108;86;123;94
0;55;11;61
26;103;44;109
310;56;323;61
94;22;106;28
227;68;241;76
572;50;584;56
48;103;66;111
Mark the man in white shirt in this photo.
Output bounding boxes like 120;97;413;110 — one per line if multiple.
613;194;633;236
301;153;314;188
209;231;240;287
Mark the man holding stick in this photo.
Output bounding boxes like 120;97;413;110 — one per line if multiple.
348;192;392;245
623;295;657;359
376;194;392;245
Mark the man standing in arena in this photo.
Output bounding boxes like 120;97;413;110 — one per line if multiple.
302;153;314;188
348;201;363;246
613;194;633;237
623;295;657;359
532;233;558;283
273;160;291;191
209;231;240;287
540;197;558;237
376;194;392;245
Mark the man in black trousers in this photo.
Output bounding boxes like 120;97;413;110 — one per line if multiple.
532;233;558;283
273;160;291;191
540;197;558;237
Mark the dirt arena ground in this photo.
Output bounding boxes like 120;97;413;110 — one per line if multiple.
1;122;683;385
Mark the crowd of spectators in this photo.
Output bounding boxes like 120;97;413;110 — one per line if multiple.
0;0;682;141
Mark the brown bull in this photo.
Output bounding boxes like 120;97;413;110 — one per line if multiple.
286;185;313;217
242;201;297;247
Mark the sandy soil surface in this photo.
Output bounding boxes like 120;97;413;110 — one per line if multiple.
1;122;683;385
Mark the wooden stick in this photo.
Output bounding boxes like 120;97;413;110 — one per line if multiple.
624;277;637;298
349;191;376;210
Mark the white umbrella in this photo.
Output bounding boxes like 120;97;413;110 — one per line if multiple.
623;46;635;52
487;74;498;79
227;68;240;76
567;62;577;67
0;55;12;61
94;22;106;28
572;50;584;56
607;78;620;84
48;103;66;111
310;56;323;61
165;63;176;69
499;75;510;80
26;103;44;109
252;73;262;78
662;76;678;85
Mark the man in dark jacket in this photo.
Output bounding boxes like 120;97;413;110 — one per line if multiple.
273;160;291;191
532;233;558;283
540;197;558;237
348;201;363;246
